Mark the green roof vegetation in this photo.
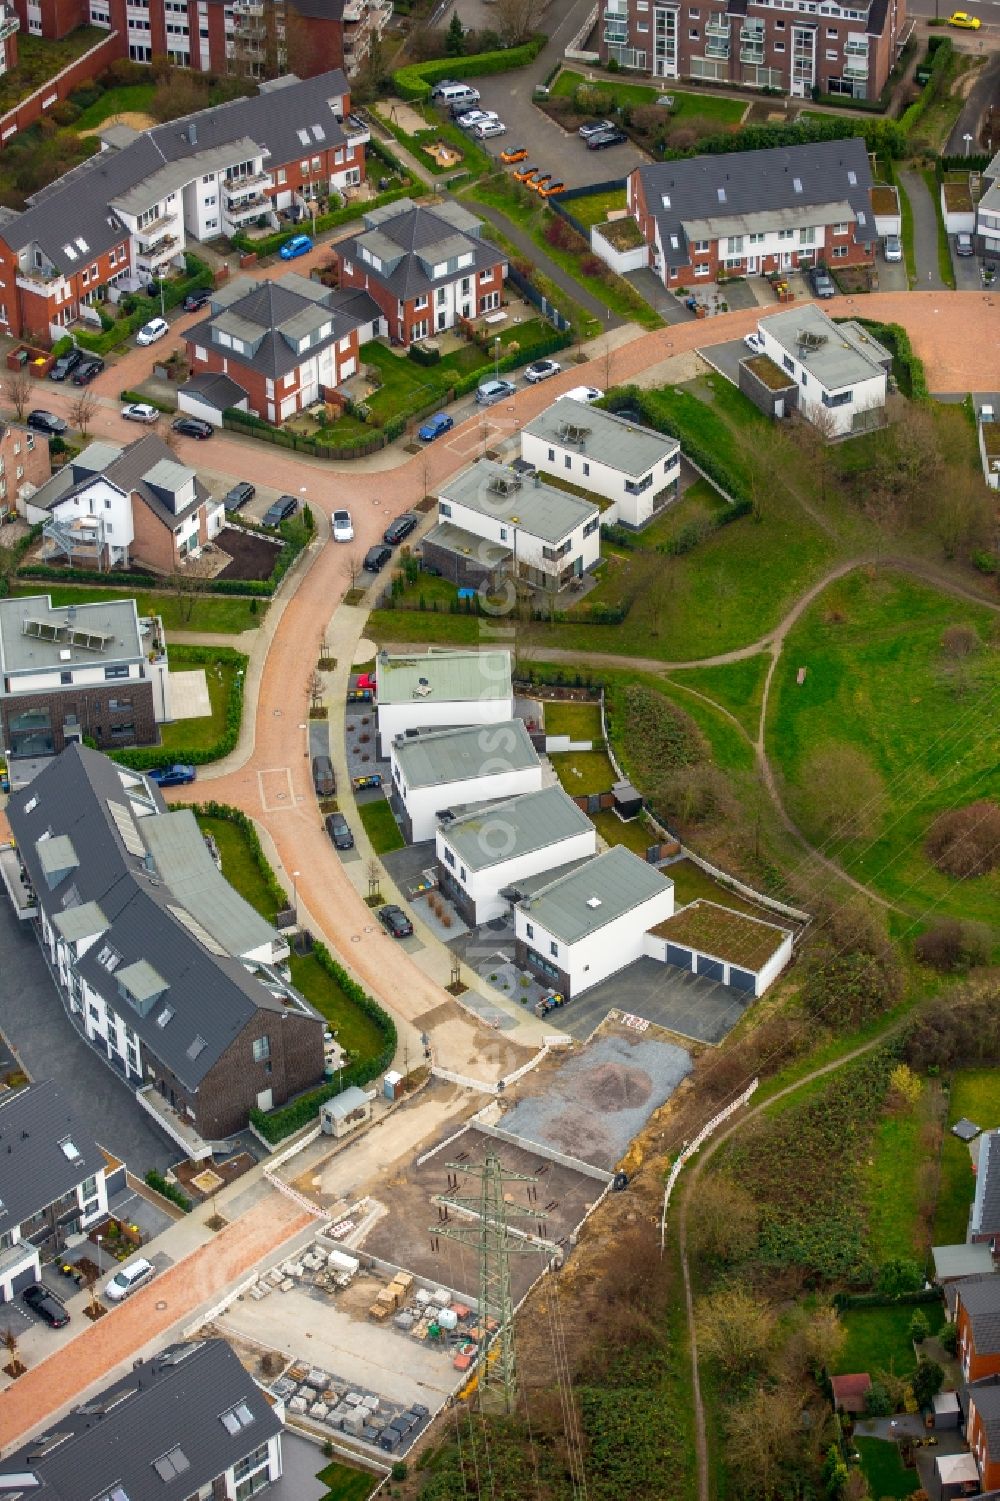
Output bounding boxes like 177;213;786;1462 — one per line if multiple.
652;900;787;969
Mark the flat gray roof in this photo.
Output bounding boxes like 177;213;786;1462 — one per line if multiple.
760;304;889;391
394;719;538;791
0;593;143;676
440;461;599;545
439;785;593;871
140;808;277;959
524;397;679;480
932;1243;996;1280
519;845;673;944
377;648;512;707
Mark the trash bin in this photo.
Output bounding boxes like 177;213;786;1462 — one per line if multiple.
15;348;28;367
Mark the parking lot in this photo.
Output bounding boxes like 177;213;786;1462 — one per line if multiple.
446;91;645;194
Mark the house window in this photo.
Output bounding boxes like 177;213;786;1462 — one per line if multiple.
440;502;452;517
60;670;72;684
694;263;711;277
822;389;853;408
109;698;132;711
414;295;428;311
582;462;590;476
26;434;33;451
831;244;848;258
800;372;808;387
549;941;558;958
583;517;599;538
526;922;534;940
547;447;555;461
693;240;710;254
253;1035;270;1063
564;455;572;469
499;526;508;540
444;848;455;867
832;222;848;235
782;355;795;374
105;665;128;680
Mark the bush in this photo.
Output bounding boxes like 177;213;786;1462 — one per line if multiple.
864;1382;893;1418
839;317;928;400
392;36;546;102
914;918;993;973
145;1169;192;1212
940;1322;958;1356
601;386;749;507
912;1357;945;1409
802;901;903;1032
408;341;441;366
926;801;1000;879
111;646;246;769
877;1257;923;1297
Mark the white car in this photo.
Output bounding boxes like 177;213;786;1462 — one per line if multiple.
883;235;902;263
136;317;169;346
121;402;159;424
562;386;603;404
332;508;354;543
455;110;499;132
524;359;562;385
743;332;763;353
105;1256;156;1302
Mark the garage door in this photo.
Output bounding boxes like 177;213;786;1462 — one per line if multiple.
729;966;757;995
665;944;693;970
696;954;725;982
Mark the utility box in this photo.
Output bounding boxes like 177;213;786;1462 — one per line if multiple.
384;1070;404;1102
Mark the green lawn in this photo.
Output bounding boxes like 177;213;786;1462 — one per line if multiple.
362;321;556;423
197;815;281;921
668;653;770;741
358;797;404;854
73;82;157;130
864;1087;938;1264
666;856;763;917
766;570;1000;926
317;1461;378;1501
0;28;108;114
542;699;603;740
934;1068;1000;1244
854;1438;919;1499
564;187;628;228
550;747;616;796
551;69;746;124
159;651;241;755
591;807;651;854
369;609;479;646
10;584;261;635
837;1302;945;1379
632;479;730;551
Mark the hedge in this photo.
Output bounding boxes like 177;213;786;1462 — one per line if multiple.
181;801;397;1144
393;37;546;103
900;36;953;135
145;1169;192;1212
659;115;906;165
230;181;414;260
120;388;175;414
833;1288;941;1311
76;254;214;356
110;645;247;770
834;317;928;401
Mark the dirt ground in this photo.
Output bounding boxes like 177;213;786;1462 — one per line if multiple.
80;110;157;137
214;524;284;581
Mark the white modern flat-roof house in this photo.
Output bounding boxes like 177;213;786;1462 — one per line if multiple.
436;785;597;927
422;461;601;592
751;305;890;437
390;720;543;842
514;845;675;998
521;398;681;529
375;648;514;755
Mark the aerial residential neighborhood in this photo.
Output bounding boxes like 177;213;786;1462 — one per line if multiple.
0;1;996;1497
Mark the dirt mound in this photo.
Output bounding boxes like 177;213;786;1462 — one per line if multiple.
578;1062;653;1112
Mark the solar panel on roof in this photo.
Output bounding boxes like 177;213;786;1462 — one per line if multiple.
167;903;228;956
107;800;145;858
186;1034;208;1060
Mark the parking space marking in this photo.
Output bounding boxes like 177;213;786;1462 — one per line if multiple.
257;766;298;813
447;423;497;458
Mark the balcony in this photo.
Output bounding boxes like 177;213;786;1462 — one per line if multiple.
705;37;730;56
135;212;177;244
844;56;868;77
224;196;270;222
740;43;764;61
0;6;19;41
137;233;179;264
705;15;729;33
232;0;264;12
224;171;270;199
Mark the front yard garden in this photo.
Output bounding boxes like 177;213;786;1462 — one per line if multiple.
357;798;404;854
550;69;747;126
158;647;242;756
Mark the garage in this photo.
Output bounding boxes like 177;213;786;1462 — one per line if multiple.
729;966;757;995
696;954;725;982
665;943;693;970
1;1258;40;1303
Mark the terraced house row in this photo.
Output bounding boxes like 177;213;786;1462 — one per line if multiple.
0;67;368;340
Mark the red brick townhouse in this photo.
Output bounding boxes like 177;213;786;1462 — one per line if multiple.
0;68;367;340
11;0;389;78
599;0;906;103
182;271;382;423
968;1379;1000;1492
954;1276;1000;1384
628;136;876;292
332;198;508;348
0;3;17;73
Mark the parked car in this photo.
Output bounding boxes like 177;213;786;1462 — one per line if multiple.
476;378;516;406
182;287;212;312
105;1257;156;1302
383;511;418;545
417;411;454;442
27;410;68;436
363;543;392;572
429;78;462;97
513;162;540;183
147;764;196;787
312;755;336;797
500;146;529;164
578;119;615;139
538;180;565;197
525;358;561;384
172;416;213;440
223;480;255;511
279;233;313;260
121;402;159;424
528;174;553;194
587;129;628;150
563;385;603;404
356;671;376;691
136;317;169;346
23;1282;70;1328
48;347;84;382
948;8;980;24
809;266;836;299
332;508;354;542
955;232;975;256
883;234;903;262
262;495;298;527
325;811;354;850
71;357;104;385
455;110;499;131
474;121;506;140
743;331;764;353
377;903;414;939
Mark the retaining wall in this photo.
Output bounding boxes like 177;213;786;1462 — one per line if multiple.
0;30;124;141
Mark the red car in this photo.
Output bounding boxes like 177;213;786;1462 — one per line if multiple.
356;672;376;692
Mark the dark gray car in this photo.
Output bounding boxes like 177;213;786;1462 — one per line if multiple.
312;755;336;797
325;811;354;849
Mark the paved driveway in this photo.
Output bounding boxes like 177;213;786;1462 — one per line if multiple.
560;960;753;1043
0;897;180;1174
951;241;982;291
898;169;947;291
877;245;908;292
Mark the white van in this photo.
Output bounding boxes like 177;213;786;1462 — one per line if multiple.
437;83;480;113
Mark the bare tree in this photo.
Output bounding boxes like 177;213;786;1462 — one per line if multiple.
366;857;382;904
2;1325;25;1375
789;407;838;504
170;565;207;624
697;1285;776;1380
307;669;324;712
495;0;535;44
4;369;33;422
724;1386;799;1501
349;553;365;589
157;415;181;454
686;1177;759;1267
68;388;98;438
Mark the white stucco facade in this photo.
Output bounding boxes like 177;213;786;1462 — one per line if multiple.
436;491;601;586
436;821;596;926
391;744;543;843
520;406;681;529
756;314;887;437
516;882;675;997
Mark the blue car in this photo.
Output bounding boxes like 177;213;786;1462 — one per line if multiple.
279;233;313;260
147;764;197;787
417;411;454;443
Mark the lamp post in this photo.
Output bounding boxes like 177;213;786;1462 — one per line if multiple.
964;132;974;158
493;335;501;383
95;1232;103;1273
291;870;300;922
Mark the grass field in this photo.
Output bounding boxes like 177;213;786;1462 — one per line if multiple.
838;1302;945;1379
863;1085;940;1265
542;699;603;740
317;1461;377;1501
74;82;157;130
564;187;628;228
551;69;746;124
369;609;479;646
362;323;553;424
550;747;616;796
10;584;261;635
197;814;280;920
159;660;237;755
934;1068;1000;1244
767;570;1000;926
665;856;761;916
632;479;730;552
358;797;404;854
668;654;770;741
855;1438;920;1499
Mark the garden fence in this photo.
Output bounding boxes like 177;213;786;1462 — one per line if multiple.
505;264;572;332
549;178;628;242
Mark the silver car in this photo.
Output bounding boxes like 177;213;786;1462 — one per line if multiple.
476;378;516;406
883;235;902;263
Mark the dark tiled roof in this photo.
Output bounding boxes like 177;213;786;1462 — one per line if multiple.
336;202;502;301
0;1338;282;1501
636;137;876;265
975;1131;1000;1236
187;278;380;381
972;1381;1000;1453
183;371;251;409
0;1079;104;1237
959;1275;1000;1355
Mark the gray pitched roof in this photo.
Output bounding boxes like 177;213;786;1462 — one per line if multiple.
186;275;380;382
182;371;250;410
439;785;594;871
394;720;539;790
1;70;350;275
440;461;599;545
25;432;209;529
974;1130;1000;1236
971;1380;1000;1452
518;845;673;944
0;1338;282;1501
637;137;876;265
958;1276;1000;1354
336;199;502;301
5;746;308;1090
524;397;679;480
0;1079;105;1237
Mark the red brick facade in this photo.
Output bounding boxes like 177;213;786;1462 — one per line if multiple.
185;327;363;421
0;420;51;511
968;1395;1000;1492
336;258;505;347
0;232;132;342
957;1300;1000;1384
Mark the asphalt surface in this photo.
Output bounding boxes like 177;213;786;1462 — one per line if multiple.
898;168;949;292
0;897;180;1174
557;958;755;1045
945;49;1000;155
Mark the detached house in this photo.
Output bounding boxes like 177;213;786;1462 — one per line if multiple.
182;272;382;426
0;1337;284;1498
973;1131;1000;1252
23;432;225;574
629;137;876;291
5;744;325;1146
390;720;543;843
746;305;890;437
954;1275;1000;1382
333;198;507;346
375;647;514;755
0;1079;108;1304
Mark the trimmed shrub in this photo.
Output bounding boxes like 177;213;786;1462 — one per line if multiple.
111;645;247;769
145;1169;192;1212
408;341;441;366
392;37;546;101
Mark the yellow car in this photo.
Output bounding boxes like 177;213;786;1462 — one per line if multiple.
948;10;981;27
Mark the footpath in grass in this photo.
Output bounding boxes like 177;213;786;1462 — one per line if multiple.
934;1068;1000;1244
10;583;261;635
668;654;770;741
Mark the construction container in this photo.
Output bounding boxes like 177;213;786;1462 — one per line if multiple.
327;1249;360;1276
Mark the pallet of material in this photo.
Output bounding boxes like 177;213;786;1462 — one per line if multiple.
391;1271;414;1295
369;1301;392;1321
453;1353;472;1372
